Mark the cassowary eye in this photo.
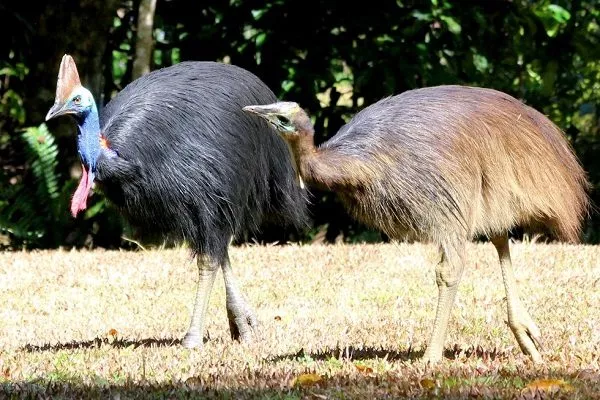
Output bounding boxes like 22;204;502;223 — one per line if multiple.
73;95;82;105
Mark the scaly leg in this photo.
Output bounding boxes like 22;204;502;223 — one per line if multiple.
222;254;258;342
491;234;542;363
422;240;466;363
182;254;219;348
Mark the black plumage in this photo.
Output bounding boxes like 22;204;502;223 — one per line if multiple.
98;62;307;257
46;57;308;347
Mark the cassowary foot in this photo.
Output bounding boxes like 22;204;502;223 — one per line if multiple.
227;303;258;342
182;330;204;349
507;308;543;363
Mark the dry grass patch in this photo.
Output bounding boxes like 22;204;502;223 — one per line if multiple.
0;242;599;398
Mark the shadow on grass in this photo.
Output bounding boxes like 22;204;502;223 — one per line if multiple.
0;381;456;400
3;369;597;400
7;343;598;399
268;343;510;364
23;338;511;365
268;345;424;363
442;344;511;362
3;383;302;400
20;336;188;352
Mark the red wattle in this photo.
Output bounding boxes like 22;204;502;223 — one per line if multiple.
70;165;93;217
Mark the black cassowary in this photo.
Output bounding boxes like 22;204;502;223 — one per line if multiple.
243;87;590;363
45;55;308;347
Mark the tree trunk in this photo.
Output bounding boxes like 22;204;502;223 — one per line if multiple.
132;0;157;80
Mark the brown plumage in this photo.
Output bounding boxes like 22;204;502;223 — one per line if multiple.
243;85;590;364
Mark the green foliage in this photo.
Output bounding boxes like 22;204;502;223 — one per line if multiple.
22;124;60;201
1;0;599;248
0;62;28;133
0;122;125;249
533;2;571;37
0;124;70;247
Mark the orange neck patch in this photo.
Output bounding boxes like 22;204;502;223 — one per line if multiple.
100;135;110;149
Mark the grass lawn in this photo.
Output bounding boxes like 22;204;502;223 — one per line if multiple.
1;242;599;398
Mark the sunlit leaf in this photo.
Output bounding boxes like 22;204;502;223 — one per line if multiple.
473;54;489;73
293;373;322;387
420;378;437;389
525;379;573;393
412;11;432;21
354;364;374;374
0;67;16;76
84;199;106;220
533;3;571;37
251;9;266;20
546;4;571;23
440;15;461;34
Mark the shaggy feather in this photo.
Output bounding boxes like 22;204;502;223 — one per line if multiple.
300;86;590;244
250;85;590;245
243;84;590;363
94;61;309;257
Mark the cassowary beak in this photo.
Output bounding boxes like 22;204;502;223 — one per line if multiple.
242;105;279;117
45;102;75;121
242;104;290;130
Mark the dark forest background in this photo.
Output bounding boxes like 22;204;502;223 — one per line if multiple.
0;0;598;250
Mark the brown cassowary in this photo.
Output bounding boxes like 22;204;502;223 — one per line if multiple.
45;55;308;347
243;86;590;363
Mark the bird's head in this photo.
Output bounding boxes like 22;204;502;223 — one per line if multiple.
46;54;110;218
242;101;311;136
45;55;94;122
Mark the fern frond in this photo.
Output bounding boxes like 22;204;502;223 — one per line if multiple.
22;124;60;201
0;124;62;245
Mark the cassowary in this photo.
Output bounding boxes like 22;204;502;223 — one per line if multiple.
243;86;590;363
45;55;308;347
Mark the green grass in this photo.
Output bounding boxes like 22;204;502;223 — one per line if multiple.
0;242;599;398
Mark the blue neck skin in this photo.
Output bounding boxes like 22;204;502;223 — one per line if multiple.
75;102;116;172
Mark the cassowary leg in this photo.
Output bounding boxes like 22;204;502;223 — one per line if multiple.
422;240;466;363
182;254;219;348
222;254;258;342
491;234;542;363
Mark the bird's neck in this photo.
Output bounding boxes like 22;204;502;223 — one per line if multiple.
76;103;102;169
286;121;352;191
79;104;100;134
287;130;317;168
